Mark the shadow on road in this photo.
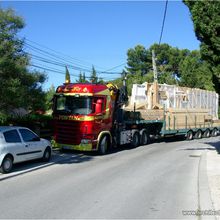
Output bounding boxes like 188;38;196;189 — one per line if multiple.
181;140;220;154
158;135;186;143
204;141;220;154
182;147;216;151
0;151;94;181
2;138;220;180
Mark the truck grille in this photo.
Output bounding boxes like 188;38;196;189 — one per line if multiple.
54;120;81;144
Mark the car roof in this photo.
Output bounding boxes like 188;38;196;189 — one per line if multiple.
0;126;27;133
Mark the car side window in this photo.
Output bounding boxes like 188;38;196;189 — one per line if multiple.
4;130;22;143
19;129;40;142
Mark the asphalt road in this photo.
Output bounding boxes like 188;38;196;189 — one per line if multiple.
0;137;218;219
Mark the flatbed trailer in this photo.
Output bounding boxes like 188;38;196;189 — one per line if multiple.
161;118;220;139
120;108;220;146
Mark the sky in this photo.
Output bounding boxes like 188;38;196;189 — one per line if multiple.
1;1;200;90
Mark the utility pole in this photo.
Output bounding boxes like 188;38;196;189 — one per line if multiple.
152;50;159;107
152;50;158;82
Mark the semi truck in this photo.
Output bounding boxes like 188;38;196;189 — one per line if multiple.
52;77;220;154
52;51;220;154
52;80;162;154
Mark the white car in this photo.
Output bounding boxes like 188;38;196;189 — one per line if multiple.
0;126;52;173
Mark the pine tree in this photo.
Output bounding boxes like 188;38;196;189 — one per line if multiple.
90;66;98;83
77;72;86;83
65;66;71;83
0;8;46;113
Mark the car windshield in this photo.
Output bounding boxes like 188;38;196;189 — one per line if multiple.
54;95;93;115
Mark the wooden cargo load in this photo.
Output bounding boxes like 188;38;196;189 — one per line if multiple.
125;82;220;130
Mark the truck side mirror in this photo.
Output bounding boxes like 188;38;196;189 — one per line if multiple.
95;99;103;114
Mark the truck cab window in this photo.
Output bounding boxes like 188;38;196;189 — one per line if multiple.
54;95;93;115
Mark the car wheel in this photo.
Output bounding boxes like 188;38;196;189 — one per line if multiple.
0;155;13;174
42;147;51;162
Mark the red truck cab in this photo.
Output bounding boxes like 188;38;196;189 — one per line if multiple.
53;83;116;154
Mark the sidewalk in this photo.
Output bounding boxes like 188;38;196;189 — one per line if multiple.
206;139;220;215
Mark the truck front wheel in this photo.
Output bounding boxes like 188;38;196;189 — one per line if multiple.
98;135;109;155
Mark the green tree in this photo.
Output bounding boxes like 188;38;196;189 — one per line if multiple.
126;45;152;76
0;8;47;113
179;51;214;90
45;84;55;111
124;43;214;93
82;72;86;83
184;0;220;93
126;43;189;80
150;43;190;78
90;65;98;83
65;66;71;83
76;72;86;83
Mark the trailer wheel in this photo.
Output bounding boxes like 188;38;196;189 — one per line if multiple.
98;135;109;155
186;130;193;140
194;130;202;139
141;131;148;145
131;132;139;148
211;128;218;137
203;129;210;138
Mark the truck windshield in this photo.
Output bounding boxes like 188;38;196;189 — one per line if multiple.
54;95;93;115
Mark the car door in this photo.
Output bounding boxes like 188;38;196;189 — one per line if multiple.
18;128;44;160
3;129;27;163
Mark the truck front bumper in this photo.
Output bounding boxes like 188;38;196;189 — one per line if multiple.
54;142;97;152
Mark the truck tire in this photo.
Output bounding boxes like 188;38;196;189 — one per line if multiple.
186;130;193;140
131;132;139;148
211;128;218;137
141;131;148;145
194;130;202;139
203;129;210;138
98;135;109;155
0;155;13;174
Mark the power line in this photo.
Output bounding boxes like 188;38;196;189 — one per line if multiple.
159;0;168;45
25;39;123;74
30;54;121;75
25;43;92;71
29;52;121;75
26;38;106;71
102;62;127;72
30;63;119;81
25;42;122;75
